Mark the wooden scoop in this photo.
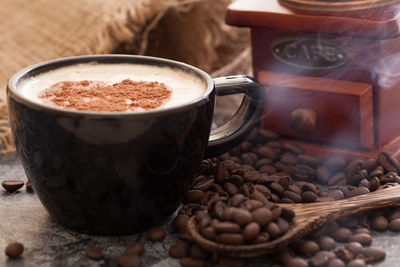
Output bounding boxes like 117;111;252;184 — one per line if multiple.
187;185;400;258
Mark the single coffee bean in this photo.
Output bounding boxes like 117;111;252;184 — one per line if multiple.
294;164;315;182
251;207;272;226
216;233;245;245
215;163;230;184
145;227;166;242
361;158;378;172
345;242;363;255
354;227;370;235
378;151;400;173
328;172;346;186
276;217;290;234
364;247;386;262
2;180;24;193
230;194;246;207
309;251;335;267
243;222;260;241
117;253;142;267
173;214;190;232
266;222;281;239
270;182;285;196
389;218;400;231
271;206;282;220
26;180;34;193
297;240;320;256
249;191;269;205
5;242;24;259
283;190;302;203
334;247;353;262
302;191;318;202
84;245;103;261
371;215;388;231
327;189;345;200
212;221;241;233
169;242;190;258
281;208;295;221
221;207;237;221
348;233;372;246
258;146;277;161
368;177;380;192
284;257;308;267
232;208;252;226
317;236;336;250
330;227;352;242
347;259;366;267
253;232;270;244
278;176;294;190
125;241;144;255
179;257;206;267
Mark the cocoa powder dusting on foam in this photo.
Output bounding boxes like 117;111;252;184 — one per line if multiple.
38;79;172;112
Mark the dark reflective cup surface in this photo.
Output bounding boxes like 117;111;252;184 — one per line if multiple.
7;55;266;235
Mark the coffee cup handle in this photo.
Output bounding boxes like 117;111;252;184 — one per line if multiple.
205;75;266;158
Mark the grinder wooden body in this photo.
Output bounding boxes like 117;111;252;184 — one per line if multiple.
227;0;400;158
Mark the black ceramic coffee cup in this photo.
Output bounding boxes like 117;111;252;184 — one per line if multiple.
7;55;265;235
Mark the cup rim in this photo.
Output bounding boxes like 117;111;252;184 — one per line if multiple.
7;54;214;117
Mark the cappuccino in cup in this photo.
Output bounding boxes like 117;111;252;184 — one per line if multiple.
18;63;206;112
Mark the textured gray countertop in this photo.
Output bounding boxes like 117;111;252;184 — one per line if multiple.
0;155;398;267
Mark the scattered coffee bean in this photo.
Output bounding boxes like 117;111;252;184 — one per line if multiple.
243;222;260;241
317;236;336;251
117;253;142;267
125;241;144;255
371;215;388;231
145;227;166;242
5;242;24;259
297;240;320;256
2;179;24;193
330;227;352;242
364;247;386;262
348;233;372;246
84;245;103;261
345;242;363;255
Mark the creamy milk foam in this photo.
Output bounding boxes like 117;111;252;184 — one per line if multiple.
18;63;207;112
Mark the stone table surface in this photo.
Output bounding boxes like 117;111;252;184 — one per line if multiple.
0;155;399;267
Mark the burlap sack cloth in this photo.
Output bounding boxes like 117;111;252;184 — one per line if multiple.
0;0;251;156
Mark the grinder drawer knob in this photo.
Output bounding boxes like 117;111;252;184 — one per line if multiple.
290;108;317;134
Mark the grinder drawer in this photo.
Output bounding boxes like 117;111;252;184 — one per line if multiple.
258;71;374;148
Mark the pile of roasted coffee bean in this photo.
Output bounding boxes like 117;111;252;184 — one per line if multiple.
170;128;400;267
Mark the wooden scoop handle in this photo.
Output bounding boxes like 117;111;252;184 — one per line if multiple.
281;184;400;222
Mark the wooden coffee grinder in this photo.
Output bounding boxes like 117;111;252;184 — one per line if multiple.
226;0;400;158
